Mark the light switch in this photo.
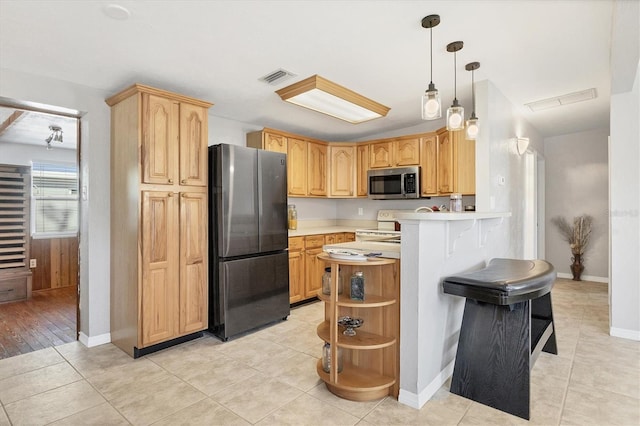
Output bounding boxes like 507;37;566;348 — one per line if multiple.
30;259;37;268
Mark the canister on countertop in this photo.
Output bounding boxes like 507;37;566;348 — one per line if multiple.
287;204;297;230
450;193;462;212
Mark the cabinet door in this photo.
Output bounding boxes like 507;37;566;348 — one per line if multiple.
288;138;308;196
394;138;421;166
288;249;305;303
304;247;324;297
369;141;393;168
437;129;454;194
179;192;208;334
454;131;476;195
329;145;355;197
308;142;327;196
264;132;288;153
179;103;208;187
142;95;179;185
343;232;356;242
421;135;438;196
356;144;369;197
141;191;179;346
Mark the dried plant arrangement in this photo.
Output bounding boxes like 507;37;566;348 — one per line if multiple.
551;215;593;280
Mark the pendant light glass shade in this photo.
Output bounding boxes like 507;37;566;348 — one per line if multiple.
465;62;480;140
466;115;479;139
422;83;442;119
446;41;464;131
421;15;441;120
447;100;465;131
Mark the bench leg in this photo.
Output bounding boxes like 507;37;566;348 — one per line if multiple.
450;299;531;420
532;293;558;355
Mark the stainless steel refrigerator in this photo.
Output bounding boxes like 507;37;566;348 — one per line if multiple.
208;144;290;340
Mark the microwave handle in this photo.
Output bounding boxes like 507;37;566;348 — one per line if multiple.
400;173;406;196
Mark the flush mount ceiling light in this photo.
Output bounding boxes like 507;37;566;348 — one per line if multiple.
103;4;131;20
421;14;442;120
446;41;465;131
275;75;390;124
465;62;480;140
45;125;63;150
525;88;597;112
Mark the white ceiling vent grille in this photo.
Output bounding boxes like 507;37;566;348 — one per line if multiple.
525;88;597;112
258;69;296;86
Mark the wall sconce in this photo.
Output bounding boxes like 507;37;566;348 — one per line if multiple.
421;14;442;120
446;41;465;131
45;125;63;150
516;137;530;155
465;62;480;140
275;74;390;124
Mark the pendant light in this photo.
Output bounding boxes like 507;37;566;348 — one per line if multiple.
446;41;464;131
421;15;442;120
465;62;480;140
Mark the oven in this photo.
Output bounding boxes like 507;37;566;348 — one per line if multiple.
355;210;409;244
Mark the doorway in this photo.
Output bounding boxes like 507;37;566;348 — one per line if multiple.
0;100;81;359
522;150;546;260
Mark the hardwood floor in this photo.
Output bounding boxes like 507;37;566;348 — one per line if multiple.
0;285;76;360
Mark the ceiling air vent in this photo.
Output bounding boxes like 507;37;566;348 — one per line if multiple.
258;69;296;86
525;88;597;112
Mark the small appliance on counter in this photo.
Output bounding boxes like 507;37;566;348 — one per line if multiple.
208;144;290;341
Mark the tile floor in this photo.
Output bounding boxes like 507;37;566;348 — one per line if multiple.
0;278;638;425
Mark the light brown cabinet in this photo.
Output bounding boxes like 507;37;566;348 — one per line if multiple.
308;142;328;196
369;137;421;169
420;135;438;196
288;138;308;196
288;236;305;303
304;234;325;298
316;253;400;401
329;145;355;197
436;128;475;195
107;84;212;357
246;130;287;154
356;144;369;197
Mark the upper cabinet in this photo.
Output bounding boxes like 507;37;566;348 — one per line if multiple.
329;145;355;197
247;130;287;153
436;128;475;195
247;127;475;199
307;142;327;196
356;144;369;197
369;137;421;169
140;94;207;187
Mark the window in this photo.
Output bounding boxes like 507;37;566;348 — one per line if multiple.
31;161;78;238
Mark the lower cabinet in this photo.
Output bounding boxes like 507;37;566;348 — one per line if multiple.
288;232;356;304
316;253;400;401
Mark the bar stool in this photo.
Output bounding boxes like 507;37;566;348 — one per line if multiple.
442;258;557;420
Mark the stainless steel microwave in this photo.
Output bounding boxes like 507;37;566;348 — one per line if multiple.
367;166;420;199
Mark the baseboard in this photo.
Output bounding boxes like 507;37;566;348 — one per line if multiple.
78;332;111;348
556;272;609;283
610;327;640;341
398;360;455;409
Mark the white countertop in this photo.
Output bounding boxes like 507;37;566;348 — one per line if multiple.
323;241;401;259
396;211;511;221
288;226;358;237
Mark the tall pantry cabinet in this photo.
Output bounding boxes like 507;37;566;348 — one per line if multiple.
106;84;213;358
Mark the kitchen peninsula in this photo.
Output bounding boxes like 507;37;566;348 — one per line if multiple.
396;211;511;408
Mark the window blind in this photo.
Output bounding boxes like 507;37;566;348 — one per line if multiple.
31;161;78;236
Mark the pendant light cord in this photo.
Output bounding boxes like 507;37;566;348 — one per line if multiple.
472;69;475;114
453;51;457;101
429;27;433;84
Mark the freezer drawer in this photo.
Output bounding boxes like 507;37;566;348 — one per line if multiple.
210;251;290;340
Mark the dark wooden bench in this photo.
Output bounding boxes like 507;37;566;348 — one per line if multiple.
442;258;557;420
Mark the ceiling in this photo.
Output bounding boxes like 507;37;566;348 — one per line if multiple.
0;1;617;144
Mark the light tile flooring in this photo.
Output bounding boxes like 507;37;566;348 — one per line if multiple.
0;278;638;425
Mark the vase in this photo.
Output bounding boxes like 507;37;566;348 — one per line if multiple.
570;254;584;281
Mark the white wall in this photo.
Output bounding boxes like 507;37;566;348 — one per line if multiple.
610;61;640;339
0;68;111;344
208;115;260;147
544;129;609;279
475;80;544;259
0;142;77;166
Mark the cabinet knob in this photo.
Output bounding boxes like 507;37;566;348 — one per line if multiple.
181;179;187;184
168;192;175;197
168;179;173;183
